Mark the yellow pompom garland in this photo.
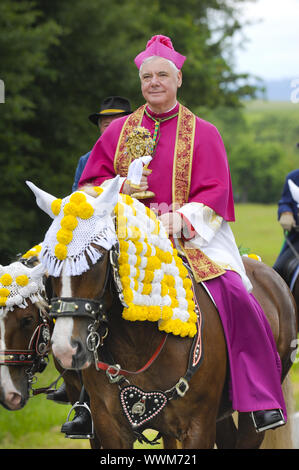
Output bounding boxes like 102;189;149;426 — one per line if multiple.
0;274;13;286
54;191;96;261
15;275;29;287
114;194;197;338
51;199;62;216
22;244;42;260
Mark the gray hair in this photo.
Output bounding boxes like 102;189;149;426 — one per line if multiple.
139;56;179;78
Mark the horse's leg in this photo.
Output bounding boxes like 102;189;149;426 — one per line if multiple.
215;415;238;449
181;407;217;449
235;412;265;449
89;432;102;449
63;371;82;403
91;407;134;449
162;436;177;449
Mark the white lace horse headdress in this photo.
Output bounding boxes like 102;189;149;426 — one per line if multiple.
26;178;121;278
27;177;197;338
0;262;46;316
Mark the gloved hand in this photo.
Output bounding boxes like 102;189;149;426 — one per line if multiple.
159;212;184;237
279;212;296;231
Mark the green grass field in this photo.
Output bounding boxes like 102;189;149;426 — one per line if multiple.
0;202;298;449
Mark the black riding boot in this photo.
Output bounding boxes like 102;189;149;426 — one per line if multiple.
47;381;70;404
61;386;94;439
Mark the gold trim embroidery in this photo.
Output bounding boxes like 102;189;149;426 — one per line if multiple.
172;106;225;283
114;103;225;282
113;105;146;175
172;104;195;209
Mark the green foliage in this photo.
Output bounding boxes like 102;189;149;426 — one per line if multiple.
199;101;299;204
0;0;62;263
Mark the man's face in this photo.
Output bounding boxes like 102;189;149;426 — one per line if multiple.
140;57;182;113
98;114;124;134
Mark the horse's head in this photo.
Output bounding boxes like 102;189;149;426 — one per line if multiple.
27;177;122;371
49;248;113;370
28;176;198;372
0;262;49;410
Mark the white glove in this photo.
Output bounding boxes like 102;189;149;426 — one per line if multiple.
127;155;152;187
279;212;296;231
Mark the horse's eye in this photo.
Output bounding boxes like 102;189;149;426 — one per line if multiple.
20;316;34;328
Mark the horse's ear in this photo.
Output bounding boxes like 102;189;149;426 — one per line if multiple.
26;181;57;219
30;263;47;281
93;176;122;217
288;179;299;205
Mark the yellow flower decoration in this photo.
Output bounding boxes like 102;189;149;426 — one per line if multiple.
183;278;192;290
51;199;62;216
93;186;104;196
121;194;134;206
134;242;144;255
63;202;78;217
248;253;261;261
76;202;94;220
128;225;141;240
15;275;29;287
0;297;7;307
119;240;129;252
142;283;152;295
143;270;154;283
118;252;129;264
145;256;161;271
0;287;10;297
55;243;68;260
123;288;134;303
162;306;172;320
22;250;34;259
22;244;42;259
61;215;78;231
0;274;13;286
70;192;87;205
56;228;73;245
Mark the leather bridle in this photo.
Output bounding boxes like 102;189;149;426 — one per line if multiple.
48;244;168;381
0;310;51;375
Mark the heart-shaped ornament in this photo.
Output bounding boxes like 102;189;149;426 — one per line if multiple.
120;385;168;428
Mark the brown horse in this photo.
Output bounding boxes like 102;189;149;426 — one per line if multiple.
0;260;102;448
48;248;297;449
27;179;298;449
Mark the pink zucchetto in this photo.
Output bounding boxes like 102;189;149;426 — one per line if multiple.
134;35;186;70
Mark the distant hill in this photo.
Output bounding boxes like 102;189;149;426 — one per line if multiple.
256;78;295;101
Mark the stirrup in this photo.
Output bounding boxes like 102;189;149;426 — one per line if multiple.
251;409;285;433
64;402;94;439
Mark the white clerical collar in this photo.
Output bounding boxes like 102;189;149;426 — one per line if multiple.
147;101;178;114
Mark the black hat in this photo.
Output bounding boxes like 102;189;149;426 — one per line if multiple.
88;96;132;125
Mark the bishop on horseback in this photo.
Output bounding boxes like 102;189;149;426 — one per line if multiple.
78;34;287;433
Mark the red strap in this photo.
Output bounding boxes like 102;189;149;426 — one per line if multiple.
178;212;196;241
96;334;168;377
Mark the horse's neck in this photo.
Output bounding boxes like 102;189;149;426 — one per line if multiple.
105;295;162;370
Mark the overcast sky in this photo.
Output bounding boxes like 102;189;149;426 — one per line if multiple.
233;0;299;80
